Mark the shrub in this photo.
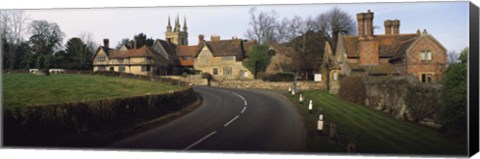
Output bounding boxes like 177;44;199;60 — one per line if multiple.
338;76;366;104
262;72;294;82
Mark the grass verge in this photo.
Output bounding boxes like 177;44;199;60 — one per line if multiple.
286;89;466;155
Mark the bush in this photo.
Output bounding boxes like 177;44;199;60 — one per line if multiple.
262;72;294;82
338;76;366;104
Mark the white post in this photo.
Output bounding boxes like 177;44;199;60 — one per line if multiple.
308;100;313;114
291;89;295;96
299;94;303;104
288;87;292;92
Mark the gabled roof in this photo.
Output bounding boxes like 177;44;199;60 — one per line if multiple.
92;46;114;60
176;45;197;67
198;39;243;57
109;45;158;58
176;45;198;56
340;34;419;58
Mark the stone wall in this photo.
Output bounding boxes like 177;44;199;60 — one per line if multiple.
363;76;443;128
165;75;325;90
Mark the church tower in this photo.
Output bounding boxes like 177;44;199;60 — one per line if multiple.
166;15;188;46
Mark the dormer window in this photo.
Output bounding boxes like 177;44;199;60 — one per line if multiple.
97;56;106;61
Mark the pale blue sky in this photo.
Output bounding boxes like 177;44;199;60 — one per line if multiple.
21;1;469;53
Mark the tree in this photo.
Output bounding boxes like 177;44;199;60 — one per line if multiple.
0;10;30;70
64;37;86;69
29;20;64;70
242;45;271;78
447;50;459;64
245;8;283;45
316;7;357;50
440;47;468;137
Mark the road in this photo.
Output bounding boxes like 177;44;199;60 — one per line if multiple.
110;86;306;152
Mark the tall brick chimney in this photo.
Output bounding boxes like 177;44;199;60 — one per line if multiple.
384;20;392;35
356;13;365;39
198;34;205;44
365;10;374;39
392;19;400;35
103;38;109;49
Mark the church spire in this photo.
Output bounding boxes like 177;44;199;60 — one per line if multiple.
174;14;180;32
166;16;172;32
183;16;188;32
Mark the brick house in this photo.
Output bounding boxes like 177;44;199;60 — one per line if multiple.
323;10;448;94
193;35;256;80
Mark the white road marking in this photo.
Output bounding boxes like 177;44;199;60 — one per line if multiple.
241;106;247;114
184;131;217;150
224;115;239;127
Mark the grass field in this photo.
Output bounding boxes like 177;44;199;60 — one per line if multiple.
3;73;181;110
287;90;466;155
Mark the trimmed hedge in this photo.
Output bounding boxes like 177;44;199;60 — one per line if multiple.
3;72;196;146
338;76;367;105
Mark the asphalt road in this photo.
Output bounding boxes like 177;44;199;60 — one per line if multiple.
110;86;306;153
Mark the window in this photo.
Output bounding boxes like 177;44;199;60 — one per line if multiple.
97;56;106;61
183;56;191;60
141;65;151;72
221;56;235;61
420;50;432;61
223;67;232;76
420;73;434;83
213;68;218;75
98;66;106;71
119;66;125;72
333;72;338;81
118;58;124;64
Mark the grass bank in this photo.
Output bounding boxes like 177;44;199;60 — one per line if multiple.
286;90;466;155
3;73;181;110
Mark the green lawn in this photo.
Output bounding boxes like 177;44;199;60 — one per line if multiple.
287;90;466;155
3;73;181;110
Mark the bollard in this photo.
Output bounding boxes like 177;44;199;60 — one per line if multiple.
299;94;304;104
317;114;324;135
329;123;336;139
291;89;295;96
308;100;313;114
288;87;292;92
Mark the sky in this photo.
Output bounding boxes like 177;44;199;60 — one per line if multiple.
2;1;468;53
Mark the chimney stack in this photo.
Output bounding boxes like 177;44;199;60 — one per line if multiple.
198;34;205;43
356;13;365;39
103;38;109;49
392;19;400;35
384;20;392;35
210;35;220;41
365;10;374;39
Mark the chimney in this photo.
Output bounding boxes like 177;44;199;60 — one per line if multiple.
356;13;365;39
365;10;374;38
384;20;392;35
392;19;400;35
198;34;205;44
210;35;220;41
103;38;109;49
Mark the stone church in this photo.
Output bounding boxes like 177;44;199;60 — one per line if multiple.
323;10;448;94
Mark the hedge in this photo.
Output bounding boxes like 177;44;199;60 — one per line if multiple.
3;71;196;146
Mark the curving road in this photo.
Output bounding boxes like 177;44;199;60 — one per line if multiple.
110;86;306;152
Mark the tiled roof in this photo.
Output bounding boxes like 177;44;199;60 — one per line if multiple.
109;45;157;58
242;40;257;57
342;34;419;58
204;39;243;57
176;45;197;67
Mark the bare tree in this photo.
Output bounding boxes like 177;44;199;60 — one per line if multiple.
447;50;459;64
316;7;356;49
0;10;30;70
245;8;282;45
